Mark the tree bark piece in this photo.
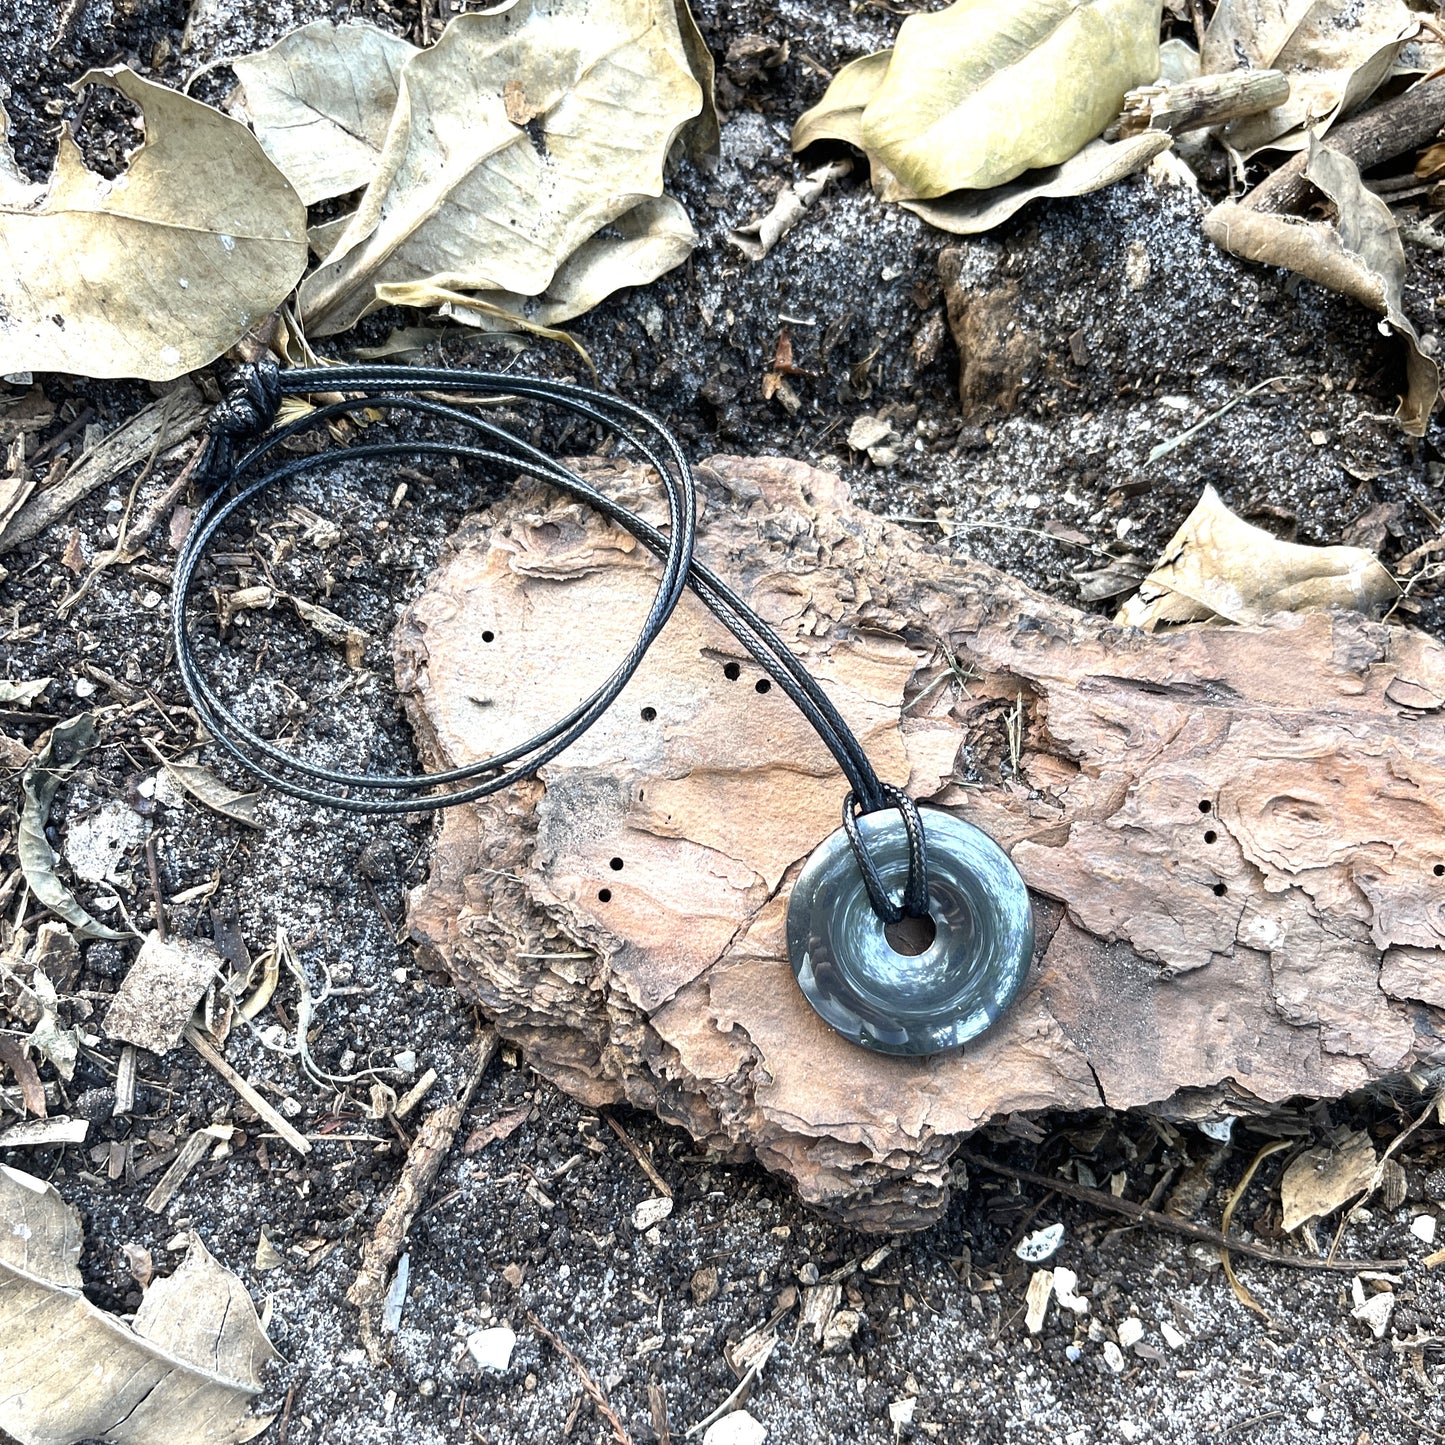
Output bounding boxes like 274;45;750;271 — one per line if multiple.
347;1027;496;1361
401;456;1445;1231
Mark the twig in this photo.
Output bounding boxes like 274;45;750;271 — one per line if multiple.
684;1359;763;1439
1334;1333;1445;1442
525;1310;633;1445
1219;1140;1291;1320
1148;376;1298;464
649;1384;672;1445
960;1154;1406;1272
603;1112;673;1198
50;0;90;49
1244;76;1445;216
349;1027;498;1362
276;1367;309;1445
145;835;167;942
184;1023;311;1157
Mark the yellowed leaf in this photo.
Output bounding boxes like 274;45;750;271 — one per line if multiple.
0;70;306;381
858;0;1162;199
791;50;892;153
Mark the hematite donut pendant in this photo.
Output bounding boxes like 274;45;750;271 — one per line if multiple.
786;807;1034;1056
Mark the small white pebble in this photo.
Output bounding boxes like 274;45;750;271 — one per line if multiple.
702;1410;767;1445
1410;1213;1437;1244
1118;1423;1141;1443
1102;1341;1126;1374
1016;1222;1064;1262
393;1050;417;1074
1351;1289;1395;1340
279;1096;301;1118
1306;1406;1326;1426
73;677;97;698
632;1195;673;1232
1065;1344;1082;1363
1118;1317;1145;1349
1198;1118;1234;1143
1160;1321;1187;1350
466;1325;516;1374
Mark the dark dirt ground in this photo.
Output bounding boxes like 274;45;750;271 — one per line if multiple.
2;3;1445;1444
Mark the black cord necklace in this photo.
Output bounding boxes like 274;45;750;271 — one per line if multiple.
176;360;1033;1054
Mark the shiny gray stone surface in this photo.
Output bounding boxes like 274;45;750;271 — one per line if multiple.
786;807;1034;1056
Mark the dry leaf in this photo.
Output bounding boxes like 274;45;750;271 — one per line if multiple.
0;70;306;382
1116;484;1398;630
146;742;263;830
1204;0;1415;158
793;0;1161;201
1279;1129;1377;1230
432;194;697;329
901;132;1171;235
232;20;418;204
18;715;128;942
461;1103;532;1154
1204;142;1441;435
0;1165;277;1445
298;1;705;336
26;971;80;1083
0;678;49;706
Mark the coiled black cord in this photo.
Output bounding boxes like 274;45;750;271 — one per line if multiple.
174;360;930;924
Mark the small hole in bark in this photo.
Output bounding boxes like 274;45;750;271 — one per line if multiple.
482;630;495;642
755;678;772;694
1212;882;1228;897
723;661;741;681
1204;830;1218;844
609;857;624;871
597;887;612;903
1435;864;1444;877
1198;800;1212;813
884;913;937;956
640;706;657;721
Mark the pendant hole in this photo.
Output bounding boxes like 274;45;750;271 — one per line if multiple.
1434;864;1443;877
597;887;612;903
1198;799;1212;813
884;913;937;957
723;661;741;681
1212;882;1228;897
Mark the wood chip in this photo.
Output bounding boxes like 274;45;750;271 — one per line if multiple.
143;1124;233;1214
104;932;223;1055
0;1116;87;1148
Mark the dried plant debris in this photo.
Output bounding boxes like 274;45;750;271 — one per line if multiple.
1201;0;1419;160
19;715;128;942
792;0;1161;216
231;20;417;205
0;1165;277;1445
728;159;850;262
1117;485;1398;630
902;133;1171;236
1279;1129;1378;1231
0;72;306;382
1205;142;1440;435
103;932;224;1056
297;1;708;336
144;741;262;831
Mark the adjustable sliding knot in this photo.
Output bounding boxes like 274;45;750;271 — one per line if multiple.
197;355;284;490
841;783;931;925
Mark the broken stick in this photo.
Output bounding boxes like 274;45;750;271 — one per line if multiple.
348;1027;497;1361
